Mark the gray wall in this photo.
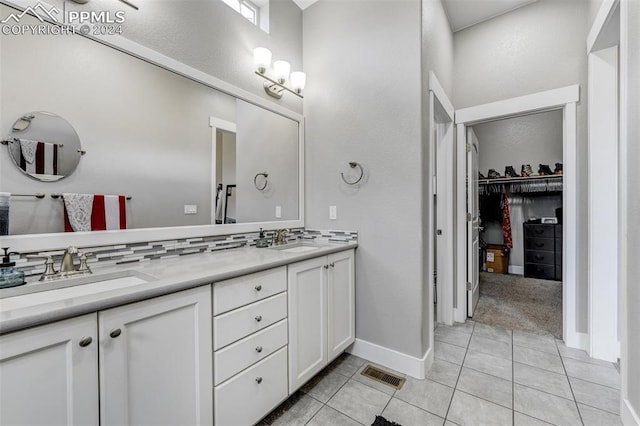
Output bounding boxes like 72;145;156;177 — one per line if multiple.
623;0;640;418
452;0;589;332
303;0;426;358
54;0;303;114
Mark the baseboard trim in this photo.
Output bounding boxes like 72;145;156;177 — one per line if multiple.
565;331;589;351
622;398;640;426
508;265;524;275
347;338;433;380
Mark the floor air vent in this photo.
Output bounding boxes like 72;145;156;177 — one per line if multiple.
360;365;406;390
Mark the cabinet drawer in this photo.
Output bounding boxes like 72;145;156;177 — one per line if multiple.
214;347;288;426
214;319;287;386
524;224;555;239
525;237;554;252
525;250;555;266
213;267;286;315
524;263;555;280
214;293;287;350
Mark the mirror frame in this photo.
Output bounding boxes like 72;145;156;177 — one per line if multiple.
0;0;304;252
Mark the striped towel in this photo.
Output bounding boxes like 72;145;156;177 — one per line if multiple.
64;194;127;232
19;139;60;176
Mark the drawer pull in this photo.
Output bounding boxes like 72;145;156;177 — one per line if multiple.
535;229;544;234
255;346;263;353
329;262;335;268
324;265;329;269
535;242;545;248
109;328;122;338
255;315;263;322
78;336;93;347
254;284;262;291
255;377;263;384
535;255;544;260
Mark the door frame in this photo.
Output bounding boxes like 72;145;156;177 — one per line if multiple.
428;72;455;327
454;85;582;349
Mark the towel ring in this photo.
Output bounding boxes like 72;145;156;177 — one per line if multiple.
340;162;364;185
254;172;269;191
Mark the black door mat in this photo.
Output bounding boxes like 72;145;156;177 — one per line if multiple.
372;415;402;426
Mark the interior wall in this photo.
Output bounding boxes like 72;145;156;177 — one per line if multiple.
50;0;304;114
623;0;640;419
303;0;424;359
452;0;589;333
0;11;236;233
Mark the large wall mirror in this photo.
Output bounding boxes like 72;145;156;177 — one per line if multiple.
0;3;303;251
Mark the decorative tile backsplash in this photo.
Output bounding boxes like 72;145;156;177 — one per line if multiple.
13;228;357;278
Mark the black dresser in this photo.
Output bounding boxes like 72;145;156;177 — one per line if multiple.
524;223;562;281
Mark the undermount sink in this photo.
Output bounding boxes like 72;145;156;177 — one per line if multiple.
0;269;158;302
268;241;327;253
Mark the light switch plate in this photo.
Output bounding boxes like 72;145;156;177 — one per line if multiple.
329;205;337;220
275;206;282;218
184;205;197;215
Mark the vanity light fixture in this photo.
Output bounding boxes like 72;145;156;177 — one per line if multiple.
253;47;306;99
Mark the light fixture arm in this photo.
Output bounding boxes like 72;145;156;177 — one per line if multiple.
255;71;303;99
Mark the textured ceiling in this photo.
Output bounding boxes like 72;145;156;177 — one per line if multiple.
442;0;538;32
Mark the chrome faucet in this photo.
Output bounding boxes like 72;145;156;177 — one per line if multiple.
274;229;289;245
60;246;79;273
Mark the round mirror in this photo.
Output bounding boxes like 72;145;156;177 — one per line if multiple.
5;111;83;182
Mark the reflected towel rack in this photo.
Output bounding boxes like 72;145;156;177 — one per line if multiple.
253;172;269;190
1;137;64;148
340;161;364;185
10;193;46;199
51;193;132;200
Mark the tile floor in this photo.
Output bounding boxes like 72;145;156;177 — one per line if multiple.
260;321;622;425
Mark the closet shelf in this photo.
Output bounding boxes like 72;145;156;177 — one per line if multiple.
479;174;563;195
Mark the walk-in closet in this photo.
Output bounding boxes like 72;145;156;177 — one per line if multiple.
470;110;564;338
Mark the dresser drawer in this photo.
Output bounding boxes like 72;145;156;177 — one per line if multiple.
525;250;555;266
555;266;562;281
524;224;555;239
214;347;288;426
214;319;287;386
214;292;287;350
525;237;554;252
213;267;286;315
525;263;555;280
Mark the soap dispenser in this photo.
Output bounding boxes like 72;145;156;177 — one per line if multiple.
0;247;26;288
255;228;270;248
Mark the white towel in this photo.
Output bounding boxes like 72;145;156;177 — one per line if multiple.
104;195;122;230
19;139;37;164
63;193;94;232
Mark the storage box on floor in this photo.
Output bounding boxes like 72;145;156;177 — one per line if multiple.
485;245;508;273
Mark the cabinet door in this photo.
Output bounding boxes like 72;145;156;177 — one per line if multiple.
0;314;99;426
99;286;212;426
288;256;328;392
327;249;356;361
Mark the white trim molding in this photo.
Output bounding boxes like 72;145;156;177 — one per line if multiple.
622;398;640;426
587;0;620;53
347;339;433;380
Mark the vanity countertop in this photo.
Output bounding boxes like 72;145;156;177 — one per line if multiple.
0;241;357;335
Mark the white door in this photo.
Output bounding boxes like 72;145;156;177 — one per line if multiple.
99;286;212;426
467;129;481;317
288;256;328;392
327;249;355;361
0;314;99;426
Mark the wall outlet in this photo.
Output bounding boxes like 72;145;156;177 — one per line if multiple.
184;205;197;215
329;205;337;220
275;206;282;218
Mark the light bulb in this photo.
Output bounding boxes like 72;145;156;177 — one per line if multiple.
253;47;271;74
273;60;290;84
290;72;306;93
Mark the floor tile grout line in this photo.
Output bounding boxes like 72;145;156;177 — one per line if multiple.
555;338;585;425
390;394;448;421
443;321;474;422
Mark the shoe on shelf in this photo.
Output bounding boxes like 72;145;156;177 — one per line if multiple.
479;171;486;179
539;164;553;176
504;166;517;178
521;164;534;177
554;162;563;175
487;169;502;179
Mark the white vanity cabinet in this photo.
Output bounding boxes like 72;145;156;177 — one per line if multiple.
288;249;355;392
99;285;212;426
0;314;99;426
213;266;289;426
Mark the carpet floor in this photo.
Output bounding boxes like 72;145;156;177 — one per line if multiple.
472;272;563;339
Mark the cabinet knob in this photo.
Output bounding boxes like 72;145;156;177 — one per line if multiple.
255;346;263;353
324;265;329;269
255;315;262;322
109;328;122;338
329;262;335;268
255;377;263;384
254;284;262;292
78;336;93;347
